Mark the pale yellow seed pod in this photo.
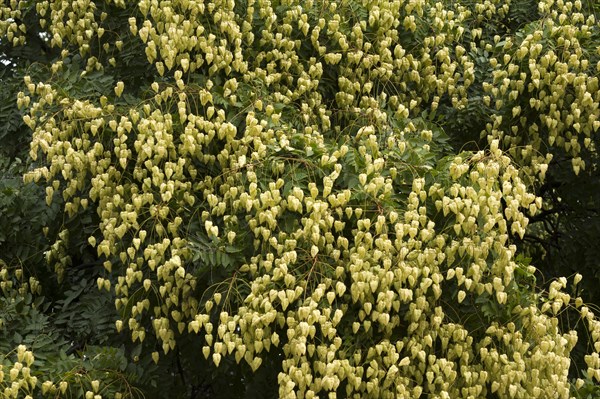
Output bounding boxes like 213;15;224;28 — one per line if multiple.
60;381;68;394
114;81;124;97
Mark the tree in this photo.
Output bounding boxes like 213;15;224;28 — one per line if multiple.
1;0;600;398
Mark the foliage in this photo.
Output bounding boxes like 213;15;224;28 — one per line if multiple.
0;155;55;268
0;0;600;398
0;261;147;398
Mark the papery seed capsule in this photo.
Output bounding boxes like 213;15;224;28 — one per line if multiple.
115;81;124;97
59;381;68;394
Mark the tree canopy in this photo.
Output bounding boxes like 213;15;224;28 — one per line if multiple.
1;0;600;398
